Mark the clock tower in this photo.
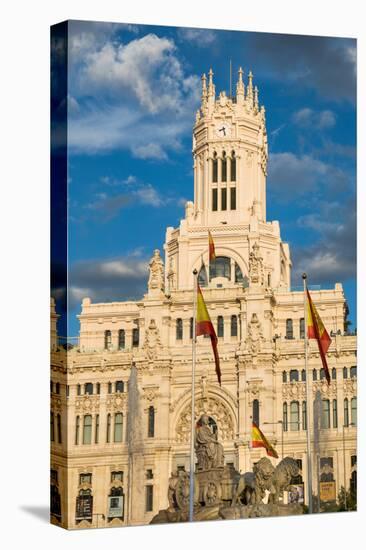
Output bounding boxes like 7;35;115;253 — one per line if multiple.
164;67;291;292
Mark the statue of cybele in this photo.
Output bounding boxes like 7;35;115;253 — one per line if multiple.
195;414;224;470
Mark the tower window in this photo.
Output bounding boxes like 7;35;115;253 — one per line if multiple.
217;316;224;338
104;330;112;350
212;153;218;183
148;406;155;438
252;399;260;425
221;152;227;182
212;188;218;211
221;188;227;211
176;318;183;340
230;315;238;337
230;151;236;181
285;319;293;339
230;187;236;210
118;329;125;350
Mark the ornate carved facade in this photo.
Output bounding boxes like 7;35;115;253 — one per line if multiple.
51;68;357;529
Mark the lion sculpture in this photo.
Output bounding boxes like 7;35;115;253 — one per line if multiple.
232;457;300;506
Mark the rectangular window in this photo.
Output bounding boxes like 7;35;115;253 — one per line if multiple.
50;412;55;442
75;416;80;445
212;159;218;183
83;415;92;444
114;413;123;442
106;414;111;443
79;473;92;485
132;328;139;347
221;158;227;182
84;383;93;395
148;407;155;438
332;400;338;428
146;469;154;480
321;400;330;429
95;414;99;444
212;188;218;211
230;187;236;210
221;188;227;211
111;471;124;482
300;318;305;339
145;485;154;512
115;381;124;393
302;401;307;430
57;414;62;444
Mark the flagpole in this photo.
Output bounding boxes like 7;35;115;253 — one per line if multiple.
189;268;198;522
302;273;313;514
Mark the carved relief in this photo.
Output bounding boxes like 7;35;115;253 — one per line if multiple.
106;393;127;412
143;386;160;402
75;395;100;412
282;382;306;400
312;380;337;398
175;396;234;444
247;379;262;403
246;313;264;353
343;378;357;397
143;319;162;361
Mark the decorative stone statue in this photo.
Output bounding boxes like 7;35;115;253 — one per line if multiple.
248;242;264;286
148;249;165;296
246;312;264;353
143;319;162;361
195;414;224;470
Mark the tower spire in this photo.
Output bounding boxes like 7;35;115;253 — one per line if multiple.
254;85;259;112
236;66;245;104
207;68;215;110
247;70;253;107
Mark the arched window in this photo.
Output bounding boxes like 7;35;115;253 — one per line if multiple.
290;401;299;431
302;401;307;430
57;414;62;443
190;317;193;339
114;413;123;442
252;399;260;426
230;151;236;181
321;400;330;429
235;263;244;284
198;264;208;287
212;152;218;183
75;416;80;445
106;413;111;443
221;151;227;182
282;371;287;383
83;415;92;444
332;368;337;380
320;368;326;380
84;383;93;395
283;402;288;431
231;315;238;337
217;316;224;338
148;406;155;438
290;370;299;382
301;369;306;382
332;399;338;428
210;256;231;279
104;330;112;350
343;367;348;379
286;319;293;339
351;397;357;426
300;318;305;339
176;318;183;340
313;369;318;381
118;329;125;350
344;398;349;427
50;412;55;442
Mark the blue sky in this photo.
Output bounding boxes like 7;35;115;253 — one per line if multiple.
58;21;356;337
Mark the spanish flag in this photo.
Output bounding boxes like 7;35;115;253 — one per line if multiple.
196;282;221;385
208;230;216;262
251;422;279;459
306;288;331;385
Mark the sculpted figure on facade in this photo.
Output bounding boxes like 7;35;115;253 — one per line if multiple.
249;242;264;286
143;319;162;361
246;313;264;353
148;249;165;295
195;414;225;470
167;256;177;291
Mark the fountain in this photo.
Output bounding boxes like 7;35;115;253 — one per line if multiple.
126;364;145;525
151;414;304;523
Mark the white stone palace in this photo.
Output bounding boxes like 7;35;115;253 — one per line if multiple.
50;68;357;528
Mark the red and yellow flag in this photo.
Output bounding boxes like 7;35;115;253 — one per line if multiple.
196;282;221;385
251;422;279;459
306;288;331;384
208;230;216;262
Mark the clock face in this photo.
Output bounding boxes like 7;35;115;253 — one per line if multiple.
215;122;232;138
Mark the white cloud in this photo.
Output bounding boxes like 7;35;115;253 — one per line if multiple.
292;108;336;129
177;27;216;46
67;29;200;158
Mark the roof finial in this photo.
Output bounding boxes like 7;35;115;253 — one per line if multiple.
247;70;254;106
201;73;207;96
236;66;245;104
207;68;215;102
